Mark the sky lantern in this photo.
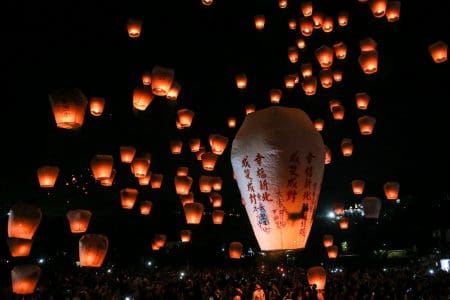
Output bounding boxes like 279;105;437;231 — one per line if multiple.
199;175;213;193
245;104;256;115
120;146;136;163
66;209;92;233
79;234;108;267
327;245;338;259
138;174;151;186
49;88;88;130
154;234;167;248
212;210;225;224
254;15;265;30
333;42;347;60
180;230;192;242
299;17;314;36
133;85;153;111
337;11;349;26
228;117;237;128
288;47;298;63
229;242;243;259
131;156;150;178
362;196;382;218
301;63;313;78
89;97;105;117
428;41;448;63
358;115;376;135
141;71;151;85
175;176;193;195
312;11;324;29
151;240;160;251
333;70;343;82
201;152;218;171
235;74;247;89
360;37;378;52
322;16;334;32
140;201;153;215
209;192;223;208
331;105;345;120
324;145;332;165
231;107;325;251
177;166;189;176
384;181;400;200
189;138;201;152
315;45;334;68
100;169;116;187
314;118;324;132
319;69;333;88
212;176;223;191
209;134;229;155
8;204;42;240
334;202;344;215
151;65;174;96
184;202;204;224
284;75;296;89
196;146;206;161
370;0;387;18
127;18;142;38
180;192;195;206
351;180;365;195
120;188;138;209
301;1;313;16
11;265;41;295
296;38;306;49
170;139;183;155
166;81;181;101
36;165;59;188
341;138;353;156
291;73;300;84
270;89;282;104
279;0;288;8
329;99;341;111
307;266;326;291
7;238;32;257
339;217;349;229
355;92;371;110
359;50;378;74
177;109;195;128
386;1;401;22
151;173;163;189
288;19;297;30
202;0;213;6
323;234;333;247
302;76;317;95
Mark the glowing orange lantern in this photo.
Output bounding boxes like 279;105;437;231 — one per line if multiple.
386;1;401;22
331;105;345;120
351;180;365;195
7;238;32;257
284;75;296;89
279;0;287;8
338;11;349;26
314;118;324;132
229;242;243;259
202;0;213;6
140;201;153;215
66;209;92;233
322;16;334;32
245;104;256;115
100;169;116;187
228;117;236;128
384;181;400;200
180;230;192;242
297;38;306;49
333;42;347;60
235;74;247;89
360;37;377;52
362;196;382;218
212;176;223;191
339;217;349;229
370;0;387;18
327;245;338;258
307;266;326;290
301;63;313;78
254;15;265;31
302;76;317;95
288;19;297;30
333;70;343;82
359;50;378;74
180;192;195;206
174;176;193;195
154;234;167;248
196;146;206;160
312;11;324;29
325;145;332;164
288;47;298;63
49;88;88;130
201;152;218;171
36;166;59;188
89;97;105;117
184;202;204;224
199;175;213;193
120;146;136;163
358;115;376;135
209;192;223;207
319;69;333;88
133;85;154;111
142;71;151;85
11;264;41;295
177;166;189;176
335;203;344;215
120;188;138;209
323;235;333;247
127;18;142;38
301;1;313;16
341;138;353;156
355;92;371;110
138;174;151;186
189;138;201;152
8;204;42;240
167;81;181;101
212;210;225;224
315;45;334;68
177;109;195;128
151;173;163;189
131;157;150;178
429;41;448;63
79;234;109;267
170;139;183;155
151;65;174;96
299;17;314;36
329;99;341;111
151;240;160;251
209;134;229;155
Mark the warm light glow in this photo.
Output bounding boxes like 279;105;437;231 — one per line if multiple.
288;19;297;30
66;209;92;233
333;42;347;60
245;104;256;115
196;146;206;161
133;85;154;111
429;41;448;63
322;16;334;32
180;192;195;206
307;266;326;290
167;81;181;101
201;152;218;171
315;45;334;68
235;74;247;89
189;138;201;152
170;139;183;155
323;235;333;247
151;65;174;97
228;117;237;128
359;50;378;74
37;166;59;188
89;97;105;117
284;75;296;89
360;37;378;52
202;0;213;6
312;11;324;29
180;230;192;242
301;63;313;78
100;169;116;187
142;71;151;85
140;201;153;215
331;105;345;120
229;242;243;259
212;176;223;191
384;181;400;200
138;174;151;185
120;146;136;163
314;118;325;132
151;173;163;189
79;234;109;267
278;0;288;9
184;202;204;224
131;156;150;178
333;70;343;82
177;166;189;176
8;204;42;240
335;203;344;215
174;176;193;195
319;69;333;88
325;145;332;165
49;88;88;130
341;138;353;156
339;217;349;229
209;134;229;155
177;108;195;128
327;245;338;259
270;89;282;104
209;192;223;208
120;188;138;209
296;38;306;49
11;264;41;295
154;234;167;248
199;175;213;193
358;115;376;135
370;0;387;18
302;76;317;95
299;17;314;36
301;1;313;16
254;15;265;31
351;180;365;195
7;238;33;257
355;92;371;110
337;11;349;26
287;47;298;63
127;18;142;38
212;210;225;224
386;1;401;22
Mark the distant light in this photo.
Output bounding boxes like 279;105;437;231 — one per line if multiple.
7;212;10;216
327;212;335;219
125;297;131;300
38;258;45;264
440;259;449;272
147;261;152;266
180;272;185;277
396;199;401;204
428;269;435;275
221;248;225;252
383;268;387;272
107;269;112;273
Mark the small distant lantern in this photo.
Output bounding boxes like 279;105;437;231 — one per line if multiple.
170;139;183;155
133;85;154;111
209;192;223;208
339;217;349;230
329;99;341;111
288;19;297;30
154;234;167;248
140;201;153;215
337;11;349;26
120;146;136;163
319;69;333;88
284;75;296;89
352;180;365;195
428;41;448;63
270;89;282;104
177;109;195;128
341;138;353;156
384;181;400;200
358;50;378;74
151;240;160;251
11;264;41;295
312;11;324;29
180;192;195;206
315;45;334;68
323;235;333;247
138;174;151;186
355;92;371;110
212;210;225;224
324;145;332;165
370;0;387;18
299;17;314;37
131;157;150;178
180;230;192;242
49;88;88;130
358;115;376;135
212;176;223;191
235;74;247;89
331;105;345;120
196;146;206;160
142;71;152;85
322;16;334;32
288;47;299;63
66;209;92;233
245;104;256;115
100;169;116;187
189;138;201;152
79;234;109;267
7;238;33;257
333;70;343;82
202;0;213;6
333;42;347;60
296;38;306;49
279;0;288;9
177;166;189;176
202;152;218;171
360;37;378;52
184;202;204;224
199;175;213;193
301;1;313;16
386;1;401;22
120;188;138;209
301;63;313;78
151;65;175;96
8;204;42;240
209;134;229;155
327;245;338;258
254;15;265;31
335;203;344;215
127;18;142;38
37;166;59;188
229;242;243;259
302;76;317;96
314;118;324;132
89;97;105;117
151;173;163;189
228;117;237;128
174;176;193;195
307;267;326;291
167;81;181;101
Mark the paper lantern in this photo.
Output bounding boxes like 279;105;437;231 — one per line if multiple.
329;99;341;111
127;18;142;38
151;173;163;189
184;202;204;224
384;181;400;200
331;105;345;120
79;234;109;267
8;204;42;240
327;245;338;258
177;166;189;176
296;38;306;49
279;0;288;8
36;166;59;188
7;238;32;257
287;47;298;63
100;169;116;187
301;63;313;78
341;138;353;156
235;74;247;89
231;107;325;251
299;17;314;36
355;92;371;110
180;230;192;242
319;69;333;88
337;11;349;26
428;41;448;63
49;88;88;129
245;104;256;115
209;192;223;208
229;242;243;259
288;19;297;30
302;76;317;96
189;138;201;152
322;16;334;32
202;0;213;6
201;152;218;171
370;0;387;18
89;97;105;117
307;266;326;290
228;117;237;128
177;109;195;128
151;240;160;251
284;75;296;89
334;203;344;215
360;37;378;52
120;188;138;209
312;11;324;29
119;146;136;163
323;235;333;247
151;65;174;96
358;115;376;135
314;118;324;132
291;73;300;84
212;176;223;191
359;50;378;74
209;134;229;155
142;71;152;85
386;1;401;22
196;146;206;160
170;139;183;155
131;157;150;178
180;192;195;206
301;1;313;16
140;201;153;215
324;145;332;165
315;45;334;68
333;70;343;82
175;176;193;195
199;175;213;193
254;15;265;30
66;209;92;233
154;234;167;248
138;174;151;186
212;210;225;224
167;81;181;101
339;217;349;229
351;180;365;195
133;85;154;111
11;265;41;295
362;196;382;218
333;42;347;60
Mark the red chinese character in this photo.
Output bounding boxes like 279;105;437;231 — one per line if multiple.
257;168;267;179
250;194;257;204
259;179;269;190
254;153;265;166
247;182;255;193
302;190;312;202
242;156;250;168
261;191;273;201
244;169;252;180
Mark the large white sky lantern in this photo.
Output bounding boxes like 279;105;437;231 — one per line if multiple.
231;107;325;251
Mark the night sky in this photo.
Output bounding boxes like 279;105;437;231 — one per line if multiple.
1;0;449;265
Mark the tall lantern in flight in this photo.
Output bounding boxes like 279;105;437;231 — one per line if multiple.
49;88;88;130
231;107;325;251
